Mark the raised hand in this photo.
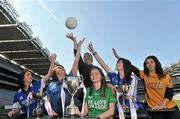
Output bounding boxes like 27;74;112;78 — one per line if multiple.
66;32;76;42
66;33;78;49
88;43;113;73
87;42;96;53
71;37;85;76
112;48;120;59
49;53;56;63
77;37;85;48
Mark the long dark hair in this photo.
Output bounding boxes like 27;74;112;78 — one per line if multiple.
143;56;165;79
89;66;106;97
18;70;31;90
117;58;132;83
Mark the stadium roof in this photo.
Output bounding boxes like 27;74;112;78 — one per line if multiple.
0;0;51;76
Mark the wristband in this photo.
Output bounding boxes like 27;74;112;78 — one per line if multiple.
93;51;97;56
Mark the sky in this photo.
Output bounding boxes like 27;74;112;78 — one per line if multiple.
8;0;180;73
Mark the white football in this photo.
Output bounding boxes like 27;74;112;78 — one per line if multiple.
65;17;78;30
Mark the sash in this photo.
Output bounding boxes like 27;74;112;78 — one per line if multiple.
61;80;66;117
40;79;46;94
128;73;138;119
44;96;57;115
116;73;138;119
79;80;86;115
116;92;125;119
27;92;32;118
129;98;137;119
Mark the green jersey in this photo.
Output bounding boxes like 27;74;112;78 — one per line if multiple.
85;87;116;117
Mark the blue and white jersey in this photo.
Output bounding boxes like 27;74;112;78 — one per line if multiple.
107;72;143;109
107;72;135;87
46;72;73;116
13;79;43;117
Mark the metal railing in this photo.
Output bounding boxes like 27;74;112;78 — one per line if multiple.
0;0;19;22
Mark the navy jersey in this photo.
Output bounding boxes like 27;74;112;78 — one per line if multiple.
46;72;73;116
13;79;42;117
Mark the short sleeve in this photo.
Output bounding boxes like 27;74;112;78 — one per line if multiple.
166;74;173;88
107;88;116;103
13;93;18;103
107;72;116;79
107;72;119;86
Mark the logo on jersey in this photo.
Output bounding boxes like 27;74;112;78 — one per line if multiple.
146;82;163;89
19;96;23;101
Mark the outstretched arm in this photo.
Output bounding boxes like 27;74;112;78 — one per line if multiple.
87;42;113;73
132;65;141;78
66;33;88;75
42;53;56;83
71;38;85;76
66;33;78;49
112;48;121;59
112;48;141;78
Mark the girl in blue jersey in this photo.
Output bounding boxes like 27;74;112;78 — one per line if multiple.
46;38;84;117
8;53;56;118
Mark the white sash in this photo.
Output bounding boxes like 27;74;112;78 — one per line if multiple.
128;73;138;119
117;73;138;119
129;98;137;119
27;92;32;118
79;81;86;115
61;80;66;117
43;96;57;115
116;92;125;119
40;79;46;94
